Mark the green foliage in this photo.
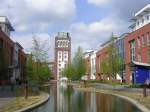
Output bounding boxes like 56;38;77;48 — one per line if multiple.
62;46;86;80
100;33;123;79
62;64;75;79
73;46;86;80
26;36;51;84
100;59;109;75
26;54;51;84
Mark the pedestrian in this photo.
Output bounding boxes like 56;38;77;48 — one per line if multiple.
143;78;150;97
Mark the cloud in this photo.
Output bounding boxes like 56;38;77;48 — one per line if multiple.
69;15;129;55
12;33;55;60
87;0;150;20
0;0;76;32
87;0;112;6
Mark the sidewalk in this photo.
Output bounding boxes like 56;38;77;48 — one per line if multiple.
89;83;150;94
0;85;20;109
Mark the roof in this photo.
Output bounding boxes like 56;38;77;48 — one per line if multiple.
0;16;15;31
132;61;150;67
57;32;70;38
83;50;96;57
131;4;150;20
129;23;136;29
135;4;150;17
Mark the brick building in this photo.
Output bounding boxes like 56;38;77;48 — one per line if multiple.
125;4;150;84
13;42;26;83
96;33;128;81
48;61;55;79
54;32;71;80
96;46;109;79
0;16;26;84
0;27;14;84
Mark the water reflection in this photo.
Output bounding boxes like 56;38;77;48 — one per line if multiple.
32;82;141;112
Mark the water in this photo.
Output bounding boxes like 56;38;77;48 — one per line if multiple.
32;82;141;112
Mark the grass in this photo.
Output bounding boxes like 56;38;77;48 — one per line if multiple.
0;95;41;112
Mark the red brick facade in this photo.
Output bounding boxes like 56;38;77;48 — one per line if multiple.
84;56;91;75
0;28;26;84
96;47;109;76
0;29;14;83
19;49;26;82
124;23;150;83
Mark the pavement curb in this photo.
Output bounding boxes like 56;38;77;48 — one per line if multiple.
15;92;49;112
111;93;150;112
75;87;150;112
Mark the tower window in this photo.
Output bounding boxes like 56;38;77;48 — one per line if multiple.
147;15;149;20
142;18;144;23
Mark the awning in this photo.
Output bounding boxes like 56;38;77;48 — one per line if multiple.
132;61;150;67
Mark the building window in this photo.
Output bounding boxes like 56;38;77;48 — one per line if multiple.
147;15;149;21
141;35;145;47
0;39;3;48
64;55;67;59
148;50;150;64
137;54;141;62
142;18;144;24
137;21;139;26
147;32;150;46
130;40;135;61
137;36;141;48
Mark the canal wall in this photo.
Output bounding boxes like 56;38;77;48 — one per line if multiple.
15;92;49;112
91;83;150;94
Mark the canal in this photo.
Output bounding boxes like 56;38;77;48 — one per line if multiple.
32;82;141;112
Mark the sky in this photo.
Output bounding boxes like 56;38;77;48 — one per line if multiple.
0;0;150;61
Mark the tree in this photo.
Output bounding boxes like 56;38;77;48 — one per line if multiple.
73;46;86;80
62;64;75;80
26;36;51;84
31;36;49;62
100;33;123;79
61;46;86;80
100;59;109;75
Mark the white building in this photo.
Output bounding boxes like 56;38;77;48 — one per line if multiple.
55;32;71;80
83;50;96;80
130;4;150;31
0;16;14;36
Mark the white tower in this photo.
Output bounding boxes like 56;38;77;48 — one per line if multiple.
54;32;71;80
